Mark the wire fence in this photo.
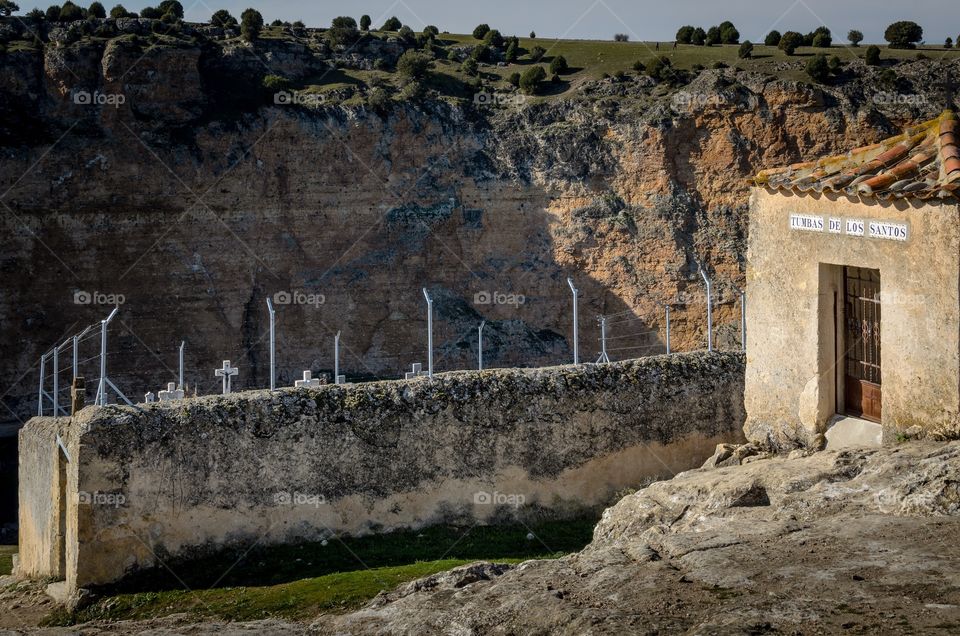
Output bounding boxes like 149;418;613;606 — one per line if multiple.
34;274;746;416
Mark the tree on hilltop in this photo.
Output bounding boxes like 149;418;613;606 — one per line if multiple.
884;21;922;49
240;8;263;41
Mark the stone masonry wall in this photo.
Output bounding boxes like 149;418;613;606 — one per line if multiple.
19;352;745;589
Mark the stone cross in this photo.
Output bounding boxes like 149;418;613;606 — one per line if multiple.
158;382;185;402
404;363;428;380
144;391;155;403
215;360;238;394
295;370;321;389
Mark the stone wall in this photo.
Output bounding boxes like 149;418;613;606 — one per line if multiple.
18;352;745;590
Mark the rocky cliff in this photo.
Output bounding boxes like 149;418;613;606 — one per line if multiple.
1;22;958;434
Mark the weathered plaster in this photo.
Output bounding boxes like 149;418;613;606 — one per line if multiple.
19;352;745;590
745;188;960;449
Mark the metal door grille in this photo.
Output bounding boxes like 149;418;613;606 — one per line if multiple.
844;267;881;385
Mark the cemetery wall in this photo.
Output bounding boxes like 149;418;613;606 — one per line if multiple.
19;352;745;590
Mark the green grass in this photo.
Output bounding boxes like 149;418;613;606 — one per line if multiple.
0;545;15;575
43;519;596;626
288;34;960;105
46;559;513;624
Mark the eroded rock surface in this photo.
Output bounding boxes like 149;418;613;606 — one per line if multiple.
316;442;960;634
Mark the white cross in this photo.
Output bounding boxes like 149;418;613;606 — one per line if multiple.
215;360;238;394
404;363;428;380
144;392;155;403
295;370;321;389
158;382;185;402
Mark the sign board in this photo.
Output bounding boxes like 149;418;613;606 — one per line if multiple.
789;214;908;242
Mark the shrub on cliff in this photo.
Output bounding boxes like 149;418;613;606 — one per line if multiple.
381;16;401;31
472;24;490;40
210;9;236;27
764;30;781;46
805;54;830;83
519;65;546;94
505;40;518;62
423;25;439;38
460;57;478;76
549;55;568;74
483;29;504;48
360;15;370;31
86;1;105;18
110;4;132;19
240;8;263;41
159;0;182;19
884;21;922;49
812;28;832;48
508;71;520;87
58;1;83;21
646;56;673;82
366;87;390;113
779;31;803;55
329;16;359;46
397;50;433;80
865;44;881;65
529;45;546;61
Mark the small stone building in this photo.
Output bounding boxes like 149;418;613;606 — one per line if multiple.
745;110;960;449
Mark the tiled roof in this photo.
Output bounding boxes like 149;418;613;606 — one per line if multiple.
753;110;960;201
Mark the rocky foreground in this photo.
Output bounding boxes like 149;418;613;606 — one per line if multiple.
9;441;960;634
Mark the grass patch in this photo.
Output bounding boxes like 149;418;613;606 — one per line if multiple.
43;519;596;625
0;545;15;575
45;559;509;624
112;518;596;592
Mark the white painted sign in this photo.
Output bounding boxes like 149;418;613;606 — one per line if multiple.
789;214;908;242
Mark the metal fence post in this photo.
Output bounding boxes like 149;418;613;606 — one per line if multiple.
699;267;713;352
179;340;185;390
478;320;485;370
38;353;46;416
266;298;276;391
567;278;579;365
665;305;672;355
334;331;341;384
96;307;120;407
422;288;433;378
53;346;59;418
596;316;611;364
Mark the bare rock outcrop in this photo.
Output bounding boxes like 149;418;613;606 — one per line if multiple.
318;442;960;634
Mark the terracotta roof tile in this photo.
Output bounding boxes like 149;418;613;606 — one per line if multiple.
753;110;959;201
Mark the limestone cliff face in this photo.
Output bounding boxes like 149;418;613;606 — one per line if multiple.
1;36;956;431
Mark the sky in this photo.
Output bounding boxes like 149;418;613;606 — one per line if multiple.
16;0;960;44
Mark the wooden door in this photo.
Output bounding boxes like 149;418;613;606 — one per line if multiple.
843;267;881;422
